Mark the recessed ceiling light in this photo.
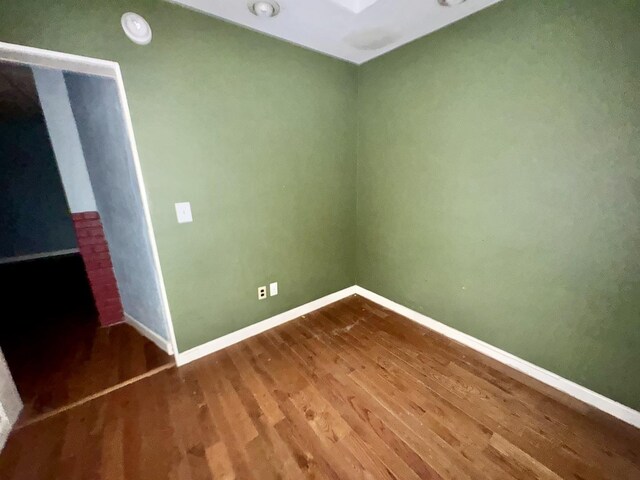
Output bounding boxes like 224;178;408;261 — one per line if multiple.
121;12;152;45
249;1;280;18
438;0;466;6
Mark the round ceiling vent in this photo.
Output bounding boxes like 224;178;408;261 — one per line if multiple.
249;1;281;18
121;12;152;45
438;0;466;6
344;28;399;51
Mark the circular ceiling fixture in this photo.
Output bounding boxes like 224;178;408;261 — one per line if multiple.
438;0;466;6
344;28;400;51
121;12;152;45
248;1;280;18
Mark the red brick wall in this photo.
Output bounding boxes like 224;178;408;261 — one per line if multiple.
71;211;124;326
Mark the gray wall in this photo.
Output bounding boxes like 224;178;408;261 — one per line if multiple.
0;116;76;259
33;67;97;213
64;72;168;339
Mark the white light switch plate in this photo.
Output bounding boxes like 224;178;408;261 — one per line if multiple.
269;282;278;296
175;202;193;223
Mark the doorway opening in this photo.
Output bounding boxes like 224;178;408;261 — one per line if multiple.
0;43;177;434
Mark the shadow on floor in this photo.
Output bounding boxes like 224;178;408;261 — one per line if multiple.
0;253;172;426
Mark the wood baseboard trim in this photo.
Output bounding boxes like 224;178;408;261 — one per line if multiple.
353;285;640;429
125;313;174;355
176;286;358;366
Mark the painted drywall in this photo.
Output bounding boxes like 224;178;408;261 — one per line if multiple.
5;0;635;412
65;72;169;339
0;0;358;351
32;67;97;214
357;0;640;409
0;115;77;259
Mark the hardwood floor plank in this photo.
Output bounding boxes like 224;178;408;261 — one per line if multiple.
206;442;235;480
289;384;351;444
351;318;611;478
100;404;125;480
167;373;214;480
488;433;563;480
341;297;638;478
195;363;256;480
349;295;640;452
226;348;285;426
4;320;172;428
213;353;288;480
268;330;425;480
2;295;639;480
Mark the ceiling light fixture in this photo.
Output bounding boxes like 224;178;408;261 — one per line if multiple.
437;0;466;6
249;1;280;18
121;12;152;45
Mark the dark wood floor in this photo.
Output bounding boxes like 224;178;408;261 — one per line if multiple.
6;318;173;427
0;255;172;426
1;295;639;479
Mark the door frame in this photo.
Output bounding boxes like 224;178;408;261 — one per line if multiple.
0;41;180;360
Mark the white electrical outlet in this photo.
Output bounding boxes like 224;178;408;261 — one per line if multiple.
269;282;278;296
258;286;267;300
175;202;193;223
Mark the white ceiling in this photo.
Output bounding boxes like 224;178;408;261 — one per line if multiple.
168;0;503;64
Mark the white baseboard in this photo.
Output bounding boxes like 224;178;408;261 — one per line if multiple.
176;286;358;366
353;286;640;429
0;248;79;265
171;282;639;428
124;313;174;355
0;421;10;452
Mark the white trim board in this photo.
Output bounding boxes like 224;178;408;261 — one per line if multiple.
174;283;640;427
111;61;181;361
176;286;358;366
0;42;116;77
353;286;640;429
0;249;80;265
124;313;174;356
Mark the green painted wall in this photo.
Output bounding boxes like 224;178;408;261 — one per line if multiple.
2;0;638;410
0;0;357;351
357;0;640;409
